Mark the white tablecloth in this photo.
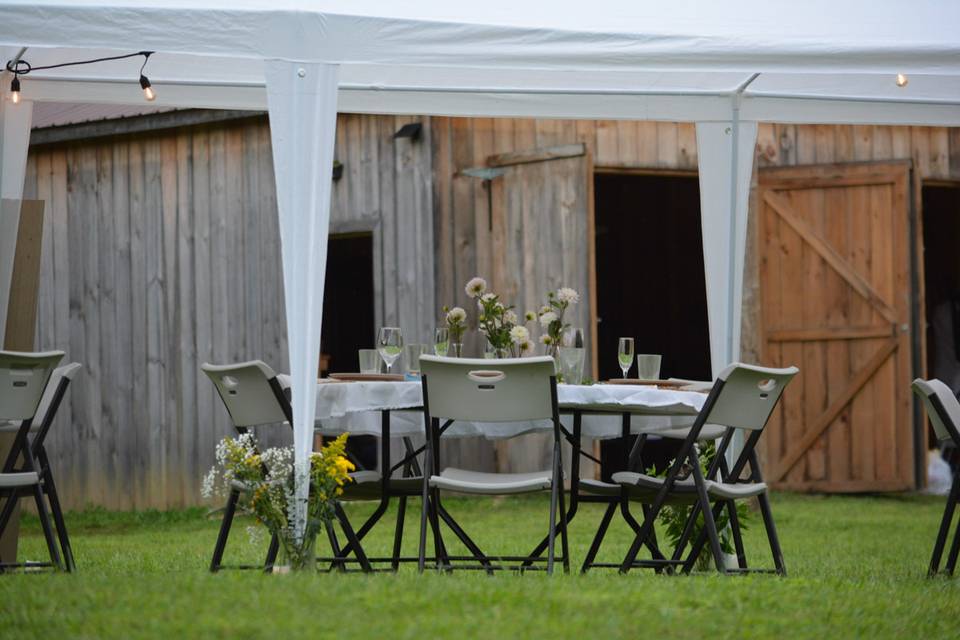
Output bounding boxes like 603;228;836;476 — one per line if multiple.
314;381;705;440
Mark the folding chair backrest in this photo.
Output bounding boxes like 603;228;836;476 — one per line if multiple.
704;363;799;431
420;355;556;423
912;378;960;446
33;362;82;429
201;361;290;427
0;350;65;421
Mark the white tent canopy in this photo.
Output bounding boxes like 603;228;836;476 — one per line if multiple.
2;0;959;536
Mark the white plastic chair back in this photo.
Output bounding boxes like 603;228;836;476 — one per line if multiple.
704;363;799;431
420;355;556;423
201;361;288;427
0;351;65;421
912;378;960;445
33;362;82;428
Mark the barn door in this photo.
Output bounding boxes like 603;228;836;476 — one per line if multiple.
760;162;916;492
486;143;597;474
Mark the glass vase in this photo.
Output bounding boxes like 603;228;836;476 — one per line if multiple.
273;529;318;573
450;343;463;357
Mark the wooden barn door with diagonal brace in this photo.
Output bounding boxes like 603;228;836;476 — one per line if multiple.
759;162;916;492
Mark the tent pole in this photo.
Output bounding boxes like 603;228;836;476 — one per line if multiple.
265;60;339;541
695;81;758;462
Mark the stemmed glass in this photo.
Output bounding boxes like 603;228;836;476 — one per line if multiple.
617;337;634;379
377;327;403;374
434;327;450;357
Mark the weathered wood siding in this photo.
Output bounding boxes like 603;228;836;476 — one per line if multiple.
23;113;434;509
20;110;960;506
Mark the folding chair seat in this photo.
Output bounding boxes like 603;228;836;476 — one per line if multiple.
0;351;67;572
612;363;798;576
417;355;568;574
911;378;960;577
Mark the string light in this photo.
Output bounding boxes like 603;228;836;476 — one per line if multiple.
896;73;908;87
139;52;156;101
5;50;157;103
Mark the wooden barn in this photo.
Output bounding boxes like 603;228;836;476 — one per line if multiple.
17;105;960;508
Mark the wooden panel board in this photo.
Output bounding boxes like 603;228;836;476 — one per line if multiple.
3;200;45;350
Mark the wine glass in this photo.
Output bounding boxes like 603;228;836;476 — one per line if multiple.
617;337;634;379
377;327;403;374
434;327;450;357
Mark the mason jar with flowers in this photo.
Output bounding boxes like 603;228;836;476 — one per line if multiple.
202;433;354;572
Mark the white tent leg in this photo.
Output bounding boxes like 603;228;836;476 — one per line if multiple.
696;120;757;376
265;61;339;539
696;119;757;464
0;93;33;343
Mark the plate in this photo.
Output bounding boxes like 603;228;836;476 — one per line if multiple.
328;373;405;382
602;379;687;389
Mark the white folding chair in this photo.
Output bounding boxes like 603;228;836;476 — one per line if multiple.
0;361;81;572
0;350;65;572
202;361;371;572
912;378;960;576
417;355;568;574
615;363;798;575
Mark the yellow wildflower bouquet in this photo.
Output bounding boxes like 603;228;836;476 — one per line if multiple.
202;432;355;570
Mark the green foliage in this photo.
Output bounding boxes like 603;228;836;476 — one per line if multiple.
646;441;750;569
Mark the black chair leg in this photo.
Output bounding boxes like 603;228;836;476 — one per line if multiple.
929;476;959;576
757;492;786;576
391;496;407;572
210;489;240;572
324;520;345;572
32;485;62;570
581;501;616;573
547;457;560;575
428;489;448;571
336;502;372;572
263;533;279;572
944;510;960;576
43;470;75;572
557;471;570;574
418;486;430;573
726;499;747;569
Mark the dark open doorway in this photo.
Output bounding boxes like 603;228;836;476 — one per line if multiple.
321;232;375;375
320;232;377;469
594;172;711;478
594;172;711;381
922;183;960;461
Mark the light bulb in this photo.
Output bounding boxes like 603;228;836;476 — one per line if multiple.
895;73;908;87
140;75;156;102
10;76;20;104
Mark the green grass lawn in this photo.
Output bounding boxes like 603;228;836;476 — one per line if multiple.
1;493;959;639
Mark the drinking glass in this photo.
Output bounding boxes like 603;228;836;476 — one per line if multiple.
358;349;381;374
557;327;586;384
434;327;450;357
636;354;662;380
404;343;427;376
562;327;585;349
377;327;403;373
617;337;634;378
